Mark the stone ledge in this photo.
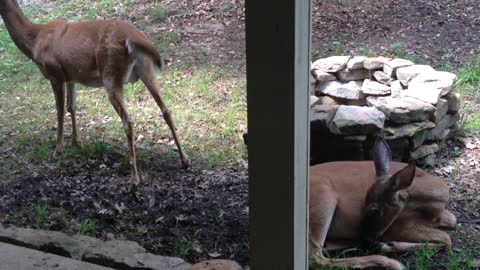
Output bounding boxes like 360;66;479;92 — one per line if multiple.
0;226;191;270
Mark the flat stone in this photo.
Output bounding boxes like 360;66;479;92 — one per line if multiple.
362;79;391;96
312;56;351;73
318;81;364;99
390;80;404;97
329;105;385;135
317;95;343;106
410;143;439;159
311;105;338;128
401;83;442;105
409;71;457;96
373;71;393;85
0;227;191;270
310;95;320;107
345;97;368;106
434;98;448;123
337;68;369;81
383;121;436;140
344;135;367;141
364;56;391;70
425;128;451;142
444;92;461;114
383;59;414;77
425;113;460;141
0;242;115;270
192;260;242;270
367;96;435;124
412;130;427;149
347;56;367;70
311;69;337;83
396;65;435;86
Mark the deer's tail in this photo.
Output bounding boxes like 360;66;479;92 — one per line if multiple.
125;38;162;71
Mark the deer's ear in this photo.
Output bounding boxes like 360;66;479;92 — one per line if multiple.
389;164;416;191
372;136;392;177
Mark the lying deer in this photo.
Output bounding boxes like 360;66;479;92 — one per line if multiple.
0;0;190;191
309;136;456;269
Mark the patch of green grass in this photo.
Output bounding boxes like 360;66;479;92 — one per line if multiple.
152;6;169;22
175;230;202;259
28;203;49;228
456;55;480;93
445;246;477;270
411;244;437;270
391;42;406;59
332;41;343;55
79;218;97;236
360;47;372;57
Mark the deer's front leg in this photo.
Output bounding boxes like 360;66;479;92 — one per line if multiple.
66;83;79;147
50;80;66;157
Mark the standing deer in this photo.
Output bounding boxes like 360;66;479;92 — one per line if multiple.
309;136;456;269
0;0;190;191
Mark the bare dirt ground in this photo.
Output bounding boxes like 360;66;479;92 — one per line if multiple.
1;0;480;268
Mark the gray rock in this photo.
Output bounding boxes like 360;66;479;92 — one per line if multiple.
367;96;435;124
425;113;460;141
0;227;191;270
347;56;367;70
311;69;336;83
444;92;461;114
409;71;457;96
434;98;448;123
383;121;436;140
401;83;442;105
311;105;338;127
344;135;367;141
337;68;369;81
412;130;427;149
390;80;404;97
318;81;364;99
0;222;4;231
0;242;116;270
329;105;385;135
312;56;351;73
192;260;242;270
383;59;414;77
310;95;320;107
373;71;393;85
410;143;439;159
396;65;435;86
363;56;391;70
425;128;451;141
362;79;391;96
317;95;343;106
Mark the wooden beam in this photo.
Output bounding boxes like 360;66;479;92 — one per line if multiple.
245;0;311;268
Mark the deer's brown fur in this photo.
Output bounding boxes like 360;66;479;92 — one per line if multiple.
0;0;190;190
309;137;456;270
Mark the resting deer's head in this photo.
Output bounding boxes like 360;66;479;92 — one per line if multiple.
362;136;416;245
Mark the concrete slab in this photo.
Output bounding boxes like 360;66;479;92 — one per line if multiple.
0;242;116;270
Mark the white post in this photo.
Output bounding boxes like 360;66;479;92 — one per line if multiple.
245;0;311;268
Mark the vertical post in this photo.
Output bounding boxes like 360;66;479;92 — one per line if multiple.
245;0;311;268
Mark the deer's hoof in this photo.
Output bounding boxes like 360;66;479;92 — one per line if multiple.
128;182;138;193
181;157;191;169
52;145;64;158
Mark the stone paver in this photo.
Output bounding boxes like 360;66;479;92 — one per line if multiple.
0;242;116;270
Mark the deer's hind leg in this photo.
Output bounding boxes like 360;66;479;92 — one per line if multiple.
134;57;190;168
